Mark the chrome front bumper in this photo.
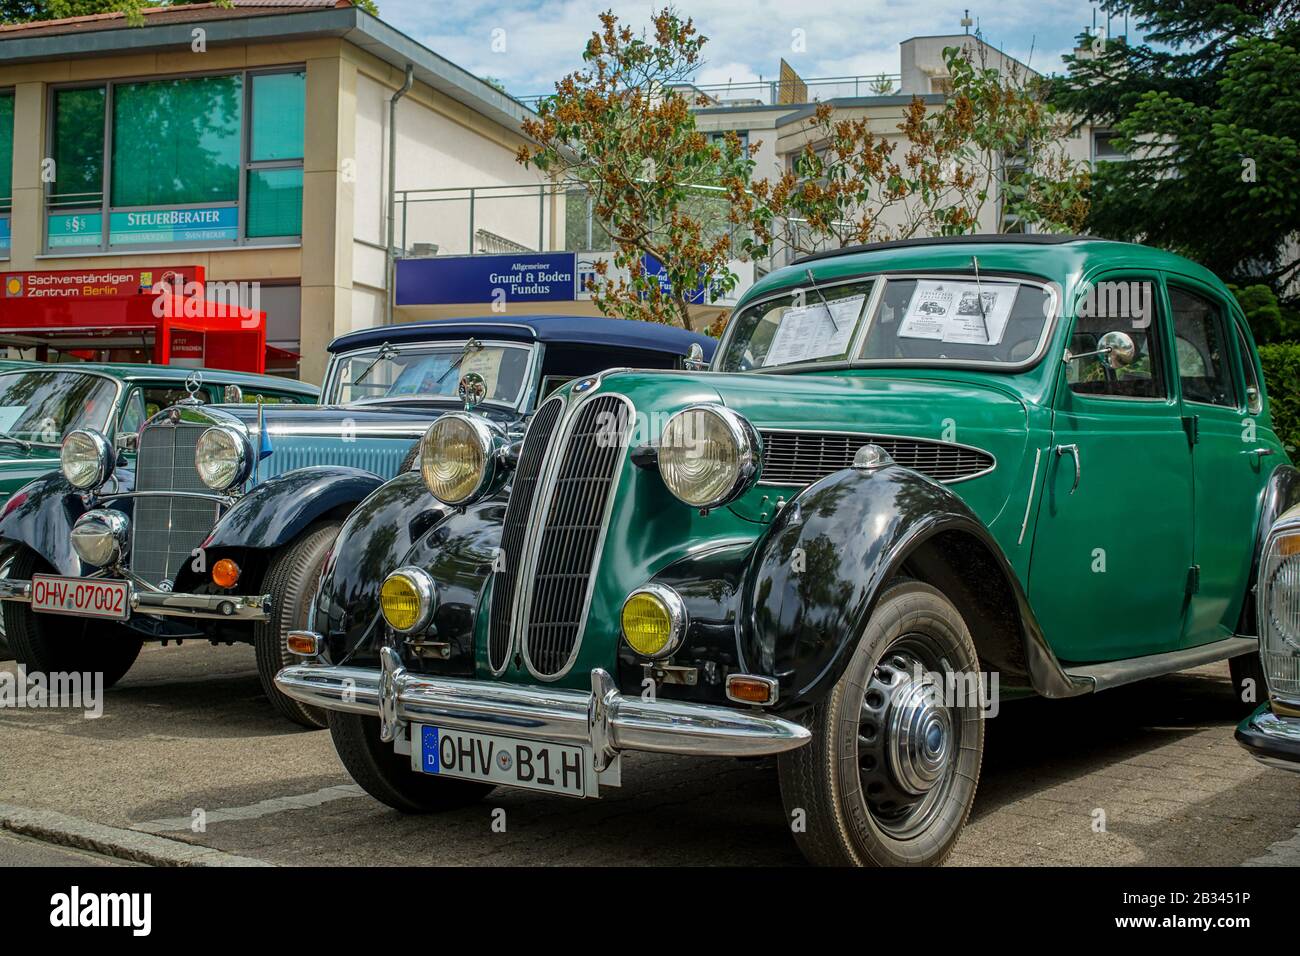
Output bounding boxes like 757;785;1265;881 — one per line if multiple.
276;644;811;768
0;577;272;623
1236;703;1300;772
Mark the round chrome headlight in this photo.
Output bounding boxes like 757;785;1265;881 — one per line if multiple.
1262;532;1300;703
61;429;114;490
380;566;438;633
657;404;761;510
70;509;130;568
621;584;688;660
195;426;251;490
420;413;499;506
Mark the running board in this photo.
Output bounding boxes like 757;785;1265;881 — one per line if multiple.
1063;636;1258;693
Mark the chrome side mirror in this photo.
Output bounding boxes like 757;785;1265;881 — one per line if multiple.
1063;330;1137;370
223;384;244;403
458;372;487;411
684;342;708;371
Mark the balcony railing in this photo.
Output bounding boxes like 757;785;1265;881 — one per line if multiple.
514;73;904;110
393;182;749;260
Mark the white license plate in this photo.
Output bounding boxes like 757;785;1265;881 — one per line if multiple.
413;724;594;798
30;574;130;621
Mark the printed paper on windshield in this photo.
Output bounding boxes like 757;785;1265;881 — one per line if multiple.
459;348;505;396
763;294;866;367
897;280;1019;346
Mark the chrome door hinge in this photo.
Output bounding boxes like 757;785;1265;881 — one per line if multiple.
1186;564;1201;595
1182;414;1200;445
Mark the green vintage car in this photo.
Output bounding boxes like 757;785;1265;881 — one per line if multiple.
277;236;1291;867
0;361;317;656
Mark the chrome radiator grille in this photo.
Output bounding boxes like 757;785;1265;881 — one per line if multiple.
131;423;220;587
759;430;995;486
488;397;563;672
524;395;630;677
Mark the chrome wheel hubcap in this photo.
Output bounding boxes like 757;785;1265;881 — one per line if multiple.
857;642;960;837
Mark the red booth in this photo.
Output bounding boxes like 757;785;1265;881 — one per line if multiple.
0;266;268;373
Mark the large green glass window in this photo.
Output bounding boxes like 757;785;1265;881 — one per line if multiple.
250;72;305;161
247;167;303;238
52;87;105;208
110;74;243;208
0;91;13;209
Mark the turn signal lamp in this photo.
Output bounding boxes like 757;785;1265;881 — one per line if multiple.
726;675;779;706
286;631;321;656
211;558;241;588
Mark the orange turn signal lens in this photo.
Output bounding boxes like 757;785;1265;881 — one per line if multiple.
211;558;241;588
1278;535;1300;557
725;674;778;705
286;631;321;656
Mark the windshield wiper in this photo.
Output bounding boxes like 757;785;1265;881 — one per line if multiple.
438;338;485;385
352;342;399;388
0;433;31;451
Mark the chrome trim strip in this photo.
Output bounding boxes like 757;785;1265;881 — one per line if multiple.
1018;447;1042;545
0;577;270;622
274;660;812;763
755;426;998;487
518;391;636;682
97;490;236;504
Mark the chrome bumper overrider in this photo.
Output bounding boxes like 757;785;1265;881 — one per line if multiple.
276;645;811;767
0;577;272;622
1236;704;1300;772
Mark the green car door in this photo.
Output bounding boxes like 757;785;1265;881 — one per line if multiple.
1028;271;1195;662
1163;275;1272;647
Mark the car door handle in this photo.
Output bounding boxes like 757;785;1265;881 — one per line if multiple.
1055;443;1080;494
1244;447;1276;458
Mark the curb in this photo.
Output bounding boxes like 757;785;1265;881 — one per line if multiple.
0;803;275;867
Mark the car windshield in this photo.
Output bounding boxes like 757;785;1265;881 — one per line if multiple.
719;275;1056;371
0;370;117;445
327;342;533;407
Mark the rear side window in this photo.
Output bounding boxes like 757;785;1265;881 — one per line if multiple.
1237;324;1263;414
1170;286;1235;407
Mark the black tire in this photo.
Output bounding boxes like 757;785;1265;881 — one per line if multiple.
1229;650;1268;713
328;711;494;813
253;521;341;728
2;548;142;688
778;579;984;866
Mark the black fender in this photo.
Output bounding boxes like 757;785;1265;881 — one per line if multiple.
0;472;95;576
204;467;385;552
1236;463;1300;636
739;464;1087;712
313;471;459;666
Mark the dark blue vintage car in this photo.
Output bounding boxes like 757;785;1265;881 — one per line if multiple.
0;316;714;726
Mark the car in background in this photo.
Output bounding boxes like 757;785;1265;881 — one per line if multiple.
0;317;714;724
0;361;317;658
276;236;1288;866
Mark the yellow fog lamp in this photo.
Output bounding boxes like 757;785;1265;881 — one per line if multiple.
380;566;437;634
620;584;687;660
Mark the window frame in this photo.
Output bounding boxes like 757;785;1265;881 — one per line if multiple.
1062;272;1170;404
0;87;13;261
43;66;306;254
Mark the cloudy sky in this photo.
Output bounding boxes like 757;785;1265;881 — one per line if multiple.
376;0;1142;98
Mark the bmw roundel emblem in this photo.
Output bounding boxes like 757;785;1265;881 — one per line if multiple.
574;377;597;393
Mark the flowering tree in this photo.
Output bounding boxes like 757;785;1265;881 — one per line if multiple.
517;8;757;329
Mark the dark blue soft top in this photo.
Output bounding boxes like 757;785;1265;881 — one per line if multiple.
328;315;716;359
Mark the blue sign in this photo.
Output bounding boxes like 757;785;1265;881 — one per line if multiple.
0;215;9;255
396;252;577;306
642;253;711;305
420;726;440;774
